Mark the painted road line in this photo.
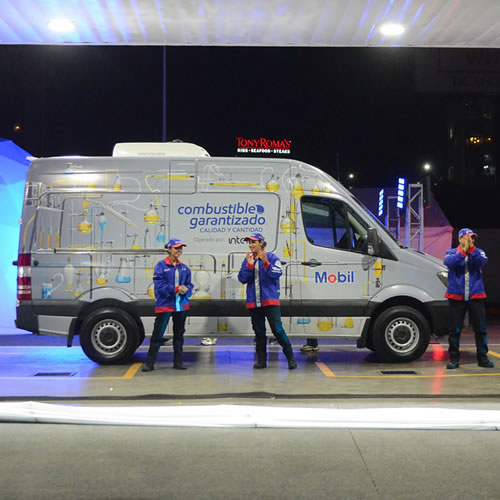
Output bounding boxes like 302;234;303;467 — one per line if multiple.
314;370;500;379
316;362;335;377
123;362;142;379
0;363;144;380
462;347;500;359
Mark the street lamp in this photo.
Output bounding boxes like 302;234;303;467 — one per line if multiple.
345;172;355;190
423;163;432;207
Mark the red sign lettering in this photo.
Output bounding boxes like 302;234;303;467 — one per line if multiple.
236;137;292;154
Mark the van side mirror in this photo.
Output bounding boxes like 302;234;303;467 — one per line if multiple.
366;227;379;256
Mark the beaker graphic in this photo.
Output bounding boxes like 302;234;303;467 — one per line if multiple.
74;271;83;298
291;174;304;199
343;317;354;329
280;212;295;234
317;317;334;331
64;258;74;292
113;174;122;191
41;282;52;299
225;271;238;301
266;175;280;192
78;214;93;234
96;268;108;286
98;212;107;232
131;234;142;250
217;318;228;331
321;182;333;194
116;258;132;284
41;274;63;299
144;203;160;225
147;282;155;299
193;257;211;299
296;317;311;325
156;224;166;244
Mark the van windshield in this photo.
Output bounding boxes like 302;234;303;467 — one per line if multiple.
350;194;405;248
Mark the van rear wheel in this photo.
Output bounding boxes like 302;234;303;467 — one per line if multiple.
371;306;430;362
80;307;140;365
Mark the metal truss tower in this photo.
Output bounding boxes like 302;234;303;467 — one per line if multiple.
405;183;424;251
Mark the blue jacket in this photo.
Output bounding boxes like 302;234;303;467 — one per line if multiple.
444;245;487;301
238;251;282;309
153;257;194;313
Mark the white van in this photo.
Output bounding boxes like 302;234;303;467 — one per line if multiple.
15;143;450;364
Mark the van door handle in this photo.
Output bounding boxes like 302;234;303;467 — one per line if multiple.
301;259;322;267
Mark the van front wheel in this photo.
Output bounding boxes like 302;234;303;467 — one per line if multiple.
80;308;140;365
371;306;430;362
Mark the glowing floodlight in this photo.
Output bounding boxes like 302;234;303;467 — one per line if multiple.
48;18;76;33
380;23;405;36
378;189;384;217
396;178;406;209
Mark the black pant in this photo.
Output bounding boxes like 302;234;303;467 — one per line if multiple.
146;311;187;365
448;299;489;363
249;306;293;359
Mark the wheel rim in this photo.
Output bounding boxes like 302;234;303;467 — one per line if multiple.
385;317;420;354
90;319;127;358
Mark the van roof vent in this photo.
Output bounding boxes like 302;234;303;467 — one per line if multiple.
112;142;210;158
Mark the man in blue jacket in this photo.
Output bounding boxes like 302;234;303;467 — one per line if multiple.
238;232;297;370
444;228;494;369
142;238;194;372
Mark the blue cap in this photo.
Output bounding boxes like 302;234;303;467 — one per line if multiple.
244;232;265;242
458;228;477;239
166;238;186;249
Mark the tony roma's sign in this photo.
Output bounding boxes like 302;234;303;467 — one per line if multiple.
236;137;291;155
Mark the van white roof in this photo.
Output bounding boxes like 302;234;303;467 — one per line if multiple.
112;142;210;158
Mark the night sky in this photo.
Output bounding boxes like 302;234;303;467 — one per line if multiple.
0;44;492;225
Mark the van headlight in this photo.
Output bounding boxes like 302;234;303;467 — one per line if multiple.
437;271;448;287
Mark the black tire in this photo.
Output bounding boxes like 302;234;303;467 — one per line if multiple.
79;307;140;365
365;334;375;351
136;330;146;349
371;305;430;362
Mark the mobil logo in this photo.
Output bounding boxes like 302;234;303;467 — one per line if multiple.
315;271;355;284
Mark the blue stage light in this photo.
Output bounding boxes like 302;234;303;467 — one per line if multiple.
378;188;384;217
396;178;406;209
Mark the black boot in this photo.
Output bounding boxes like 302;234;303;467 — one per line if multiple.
283;345;297;370
478;357;494;368
172;327;186;369
173;352;187;370
447;354;459;370
253;349;267;369
142;340;161;372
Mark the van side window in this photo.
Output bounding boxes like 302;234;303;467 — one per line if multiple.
301;197;369;254
301;200;335;247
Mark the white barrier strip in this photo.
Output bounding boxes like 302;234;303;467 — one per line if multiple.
1;402;500;429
